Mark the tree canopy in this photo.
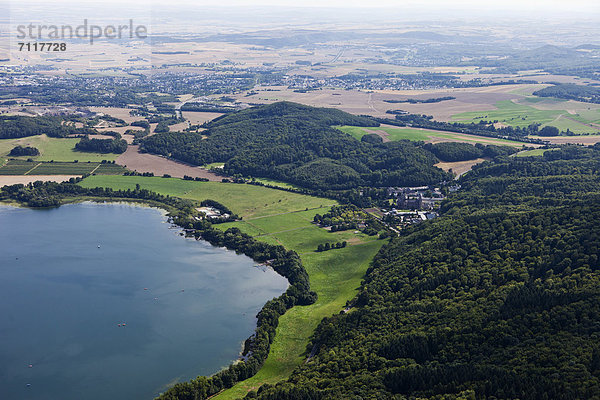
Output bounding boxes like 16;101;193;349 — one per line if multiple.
141;102;457;189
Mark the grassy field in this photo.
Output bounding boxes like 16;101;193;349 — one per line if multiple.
513;148;557;157
0;159;127;175
78;175;384;399
211;200;382;399
545;115;599;135
0;135;119;162
336;125;527;147
252;178;302;190
571;109;600;125
202;162;226;169
80;175;335;218
222;209;379;253
208;210;384;399
213;241;383;399
452;100;600;134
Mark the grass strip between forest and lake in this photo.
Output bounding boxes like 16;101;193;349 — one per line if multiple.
79;175;385;398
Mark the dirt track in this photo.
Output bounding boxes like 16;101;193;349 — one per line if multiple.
531;135;600;145
0;175;80;186
116;145;222;181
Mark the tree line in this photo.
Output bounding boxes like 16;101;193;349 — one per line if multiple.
0;115;95;139
534;83;600;104
75;135;128;154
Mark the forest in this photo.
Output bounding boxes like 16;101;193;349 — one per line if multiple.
140;102;482;189
534;83;600;104
0;115;93;139
9;145;40;156
383;96;456;104
246;143;600;400
75;135;128;154
423;142;518;162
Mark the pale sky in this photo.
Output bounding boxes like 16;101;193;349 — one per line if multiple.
9;0;599;22
12;0;600;8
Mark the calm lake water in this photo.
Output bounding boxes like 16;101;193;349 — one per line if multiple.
0;203;288;400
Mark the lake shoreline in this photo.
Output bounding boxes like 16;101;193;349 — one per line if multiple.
0;202;289;400
0;187;306;398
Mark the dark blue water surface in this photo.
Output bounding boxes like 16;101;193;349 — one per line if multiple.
0;202;288;400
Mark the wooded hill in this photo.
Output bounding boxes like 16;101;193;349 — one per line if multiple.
0;115;94;139
248;144;600;400
141;102;515;189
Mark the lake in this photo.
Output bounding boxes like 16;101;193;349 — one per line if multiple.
0;202;288;400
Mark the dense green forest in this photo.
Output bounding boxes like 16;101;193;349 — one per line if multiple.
142;102;511;189
75;135;128;154
534;84;600;104
247;143;600;400
9;145;40;156
384;96;456;104
423;142;518;162
0;115;94;139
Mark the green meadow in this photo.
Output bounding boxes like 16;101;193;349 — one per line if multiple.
213;241;383;400
252;177;302;190
80;175;336;218
0;135;119;162
78;175;384;398
213;211;382;399
452;99;600;134
336;125;526;147
513;148;553;157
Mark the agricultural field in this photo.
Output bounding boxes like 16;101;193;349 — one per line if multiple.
0;175;81;186
77;175;384;397
0;159;127;176
0;159;40;175
116;146;221;181
528;135;600;145
435;158;488;177
0;135;119;162
181;111;224;125
337;125;528;147
232;84;547;121
237;85;600;134
452;99;600;134
88;107;141;125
